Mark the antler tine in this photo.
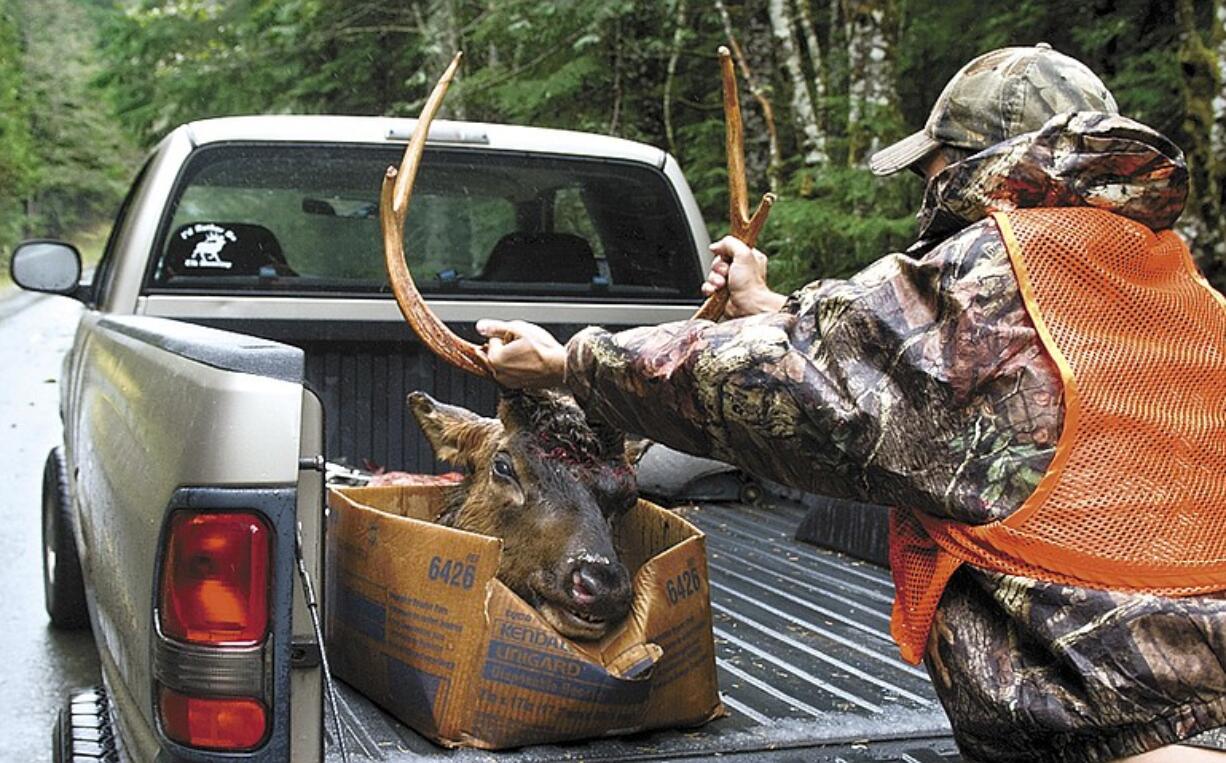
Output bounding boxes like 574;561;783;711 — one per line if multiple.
692;46;775;323
721;46;749;237
382;51;492;378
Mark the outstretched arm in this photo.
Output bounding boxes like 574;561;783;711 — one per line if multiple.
479;220;1061;520
559;221;1062;519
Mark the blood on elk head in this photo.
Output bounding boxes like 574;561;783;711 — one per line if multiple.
406;387;638;640
381;50;771;640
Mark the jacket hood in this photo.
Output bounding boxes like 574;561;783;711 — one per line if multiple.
914;112;1188;243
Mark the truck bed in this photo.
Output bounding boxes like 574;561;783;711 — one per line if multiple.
172;324;957;760
324;500;957;762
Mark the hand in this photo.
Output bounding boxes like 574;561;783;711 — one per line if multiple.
476;319;567;389
702;236;787;318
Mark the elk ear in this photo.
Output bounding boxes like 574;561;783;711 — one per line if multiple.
408;392;499;468
624;437;653;466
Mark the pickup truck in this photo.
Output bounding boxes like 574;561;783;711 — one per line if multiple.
13;115;958;762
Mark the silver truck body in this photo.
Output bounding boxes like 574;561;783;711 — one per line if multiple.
32;114;956;763
53;115;712;762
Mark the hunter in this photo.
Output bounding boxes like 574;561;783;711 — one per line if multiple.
475;44;1226;763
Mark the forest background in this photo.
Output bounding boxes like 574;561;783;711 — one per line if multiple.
1;0;1223;293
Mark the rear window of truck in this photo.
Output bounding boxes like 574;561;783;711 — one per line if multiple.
145;143;703;302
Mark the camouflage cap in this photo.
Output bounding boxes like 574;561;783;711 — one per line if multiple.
869;43;1118;176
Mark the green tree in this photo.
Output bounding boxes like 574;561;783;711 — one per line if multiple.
84;0;1223;291
18;0;134;242
0;0;35;264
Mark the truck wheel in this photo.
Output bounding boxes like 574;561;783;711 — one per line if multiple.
43;447;88;629
53;687;118;763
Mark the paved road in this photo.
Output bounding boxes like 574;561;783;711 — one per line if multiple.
0;289;101;760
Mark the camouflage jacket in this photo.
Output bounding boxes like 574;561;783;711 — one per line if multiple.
563;112;1226;762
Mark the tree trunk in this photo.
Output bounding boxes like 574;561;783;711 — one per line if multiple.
430;0;465;119
794;0;830;144
609;18;623;135
715;0;783;193
844;0;900;165
1214;0;1225;210
768;0;827;164
663;0;688;157
1211;0;1221;253
825;0;850;165
1216;0;1226;286
1176;0;1224;288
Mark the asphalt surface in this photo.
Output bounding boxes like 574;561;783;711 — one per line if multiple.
0;288;101;761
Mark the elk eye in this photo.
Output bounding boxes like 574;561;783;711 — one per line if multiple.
491;453;516;481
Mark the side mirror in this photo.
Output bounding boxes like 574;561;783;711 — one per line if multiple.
10;240;82;296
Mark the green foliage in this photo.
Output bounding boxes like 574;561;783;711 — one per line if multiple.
0;0;34;267
0;0;134;274
23;0;134;236
762;167;918;293
6;0;1222;292
99;0;318;142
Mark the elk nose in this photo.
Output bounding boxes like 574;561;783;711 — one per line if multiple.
570;561;629;607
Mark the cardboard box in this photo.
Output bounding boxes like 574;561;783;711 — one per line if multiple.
325;483;724;749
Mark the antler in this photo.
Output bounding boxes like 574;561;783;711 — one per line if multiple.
382;51;492;378
691;46;775;322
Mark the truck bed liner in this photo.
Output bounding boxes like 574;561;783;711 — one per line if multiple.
325;500;957;761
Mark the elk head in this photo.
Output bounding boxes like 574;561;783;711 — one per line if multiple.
381;50;772;640
408;389;636;639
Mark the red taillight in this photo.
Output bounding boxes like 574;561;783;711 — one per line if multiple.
159;688;268;750
160;511;270;645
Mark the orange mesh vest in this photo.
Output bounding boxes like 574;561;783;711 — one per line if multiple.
889;207;1226;665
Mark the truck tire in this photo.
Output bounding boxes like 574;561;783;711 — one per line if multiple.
53;687;118;763
43;447;88;629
